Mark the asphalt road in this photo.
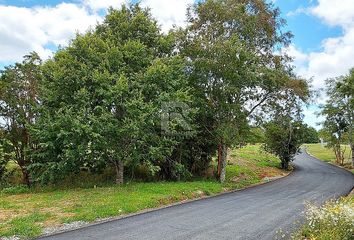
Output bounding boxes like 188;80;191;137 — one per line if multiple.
39;151;354;240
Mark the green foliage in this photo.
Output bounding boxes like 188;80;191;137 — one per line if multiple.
0;52;42;186
245;127;266;144
179;0;308;181
302;124;319;143
1;185;29;194
1;2;310;187
304;144;353;170
0;136;7;184
320;68;354;165
31;5;194;184
263;118;306;169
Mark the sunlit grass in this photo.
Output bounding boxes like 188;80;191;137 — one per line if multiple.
304;143;351;163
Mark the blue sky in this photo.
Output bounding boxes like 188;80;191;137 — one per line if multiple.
1;0;354;129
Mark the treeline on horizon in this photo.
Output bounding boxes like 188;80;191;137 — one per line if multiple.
0;0;325;187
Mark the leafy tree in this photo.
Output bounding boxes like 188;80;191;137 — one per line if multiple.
263;118;305;169
0;52;41;186
179;0;305;182
245;127;266;145
31;5;193;184
0;131;7;184
302;125;319;143
321;69;354;166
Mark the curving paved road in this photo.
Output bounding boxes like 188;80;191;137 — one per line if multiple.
39;151;354;240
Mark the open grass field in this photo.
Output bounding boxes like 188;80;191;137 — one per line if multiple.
304;144;353;173
0;144;287;239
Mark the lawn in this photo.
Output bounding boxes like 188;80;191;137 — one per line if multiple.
304;144;353;174
0;144;287;239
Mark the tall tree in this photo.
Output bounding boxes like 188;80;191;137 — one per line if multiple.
0;52;41;186
179;0;305;182
31;5;193;184
321;69;354;166
263;118;306;169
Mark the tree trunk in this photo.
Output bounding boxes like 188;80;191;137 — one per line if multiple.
281;160;289;170
114;160;124;184
217;144;222;177
218;143;227;183
19;166;31;187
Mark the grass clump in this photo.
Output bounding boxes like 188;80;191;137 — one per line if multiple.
0;212;52;238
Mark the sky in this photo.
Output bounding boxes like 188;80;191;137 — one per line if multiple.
1;0;354;129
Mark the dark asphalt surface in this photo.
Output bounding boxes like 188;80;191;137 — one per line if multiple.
39;151;354;240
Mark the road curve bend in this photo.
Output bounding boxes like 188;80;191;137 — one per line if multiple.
39;151;354;240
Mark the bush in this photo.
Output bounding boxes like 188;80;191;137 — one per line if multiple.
1;185;29;194
292;197;354;240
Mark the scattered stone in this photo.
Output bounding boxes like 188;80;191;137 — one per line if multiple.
42;221;88;236
1;236;20;240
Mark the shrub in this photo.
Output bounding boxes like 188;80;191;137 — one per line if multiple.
1;185;29;194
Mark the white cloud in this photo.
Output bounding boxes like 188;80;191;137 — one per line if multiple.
0;3;101;62
140;0;194;32
83;0;127;11
285;0;354;128
287;0;354;90
310;0;354;29
0;0;193;63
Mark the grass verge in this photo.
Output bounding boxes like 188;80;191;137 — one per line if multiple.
304;143;353;173
0;144;288;239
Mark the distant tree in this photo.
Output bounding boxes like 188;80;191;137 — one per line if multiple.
321;69;354;166
263;118;305;169
180;0;307;182
245;127;266;145
0;52;41;186
302;125;319;143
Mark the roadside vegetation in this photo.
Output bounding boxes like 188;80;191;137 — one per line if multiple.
2;0;351;239
0;145;288;238
304;144;353;172
318;69;354;168
292;196;354;240
0;1;309;191
298;64;354;240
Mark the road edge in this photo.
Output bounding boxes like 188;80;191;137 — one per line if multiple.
302;148;354;196
36;167;295;239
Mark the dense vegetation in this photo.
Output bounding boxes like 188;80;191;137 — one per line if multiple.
0;1;310;188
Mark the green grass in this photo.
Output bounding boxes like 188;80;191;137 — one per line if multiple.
1;213;52;238
304;143;351;163
304;144;353;173
229;144;281;168
0;145;285;238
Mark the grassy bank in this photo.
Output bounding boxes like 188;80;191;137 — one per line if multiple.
304;144;353;172
0;145;287;239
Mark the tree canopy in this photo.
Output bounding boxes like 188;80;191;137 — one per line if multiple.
0;1;311;186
